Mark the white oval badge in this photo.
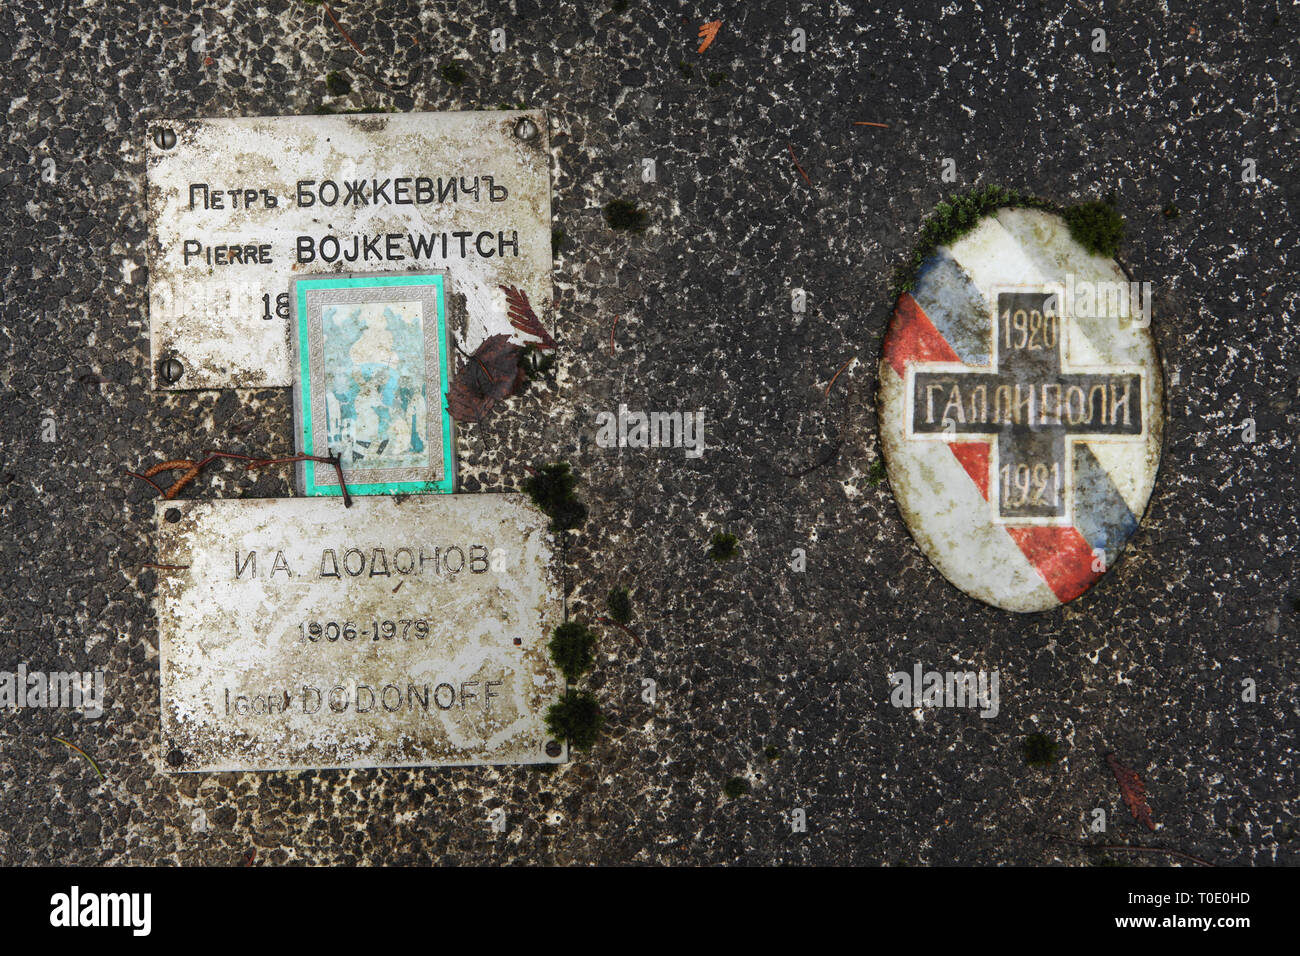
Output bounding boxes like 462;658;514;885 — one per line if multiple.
879;208;1163;612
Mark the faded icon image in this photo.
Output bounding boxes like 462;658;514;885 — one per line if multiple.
321;300;430;471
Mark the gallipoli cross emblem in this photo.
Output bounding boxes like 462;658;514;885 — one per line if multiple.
906;290;1144;523
878;208;1163;613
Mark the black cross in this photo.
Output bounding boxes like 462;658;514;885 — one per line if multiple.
910;291;1143;521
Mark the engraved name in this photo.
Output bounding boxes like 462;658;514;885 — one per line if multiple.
224;679;506;717
232;545;496;579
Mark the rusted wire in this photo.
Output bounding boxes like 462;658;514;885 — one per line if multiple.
128;450;353;507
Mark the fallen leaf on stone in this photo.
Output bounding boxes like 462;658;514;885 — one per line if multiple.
502;285;556;350
697;20;722;53
1105;752;1156;831
446;334;525;423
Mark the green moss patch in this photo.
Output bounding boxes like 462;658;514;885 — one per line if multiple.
1023;733;1060;767
325;70;351;96
439;60;468;85
523;462;587;532
545;690;603;750
893;186;1054;296
606;586;632;625
1063;200;1125;257
723;777;750;799
548;620;597;682
708;531;739;562
603;199;648;232
892;187;1128;297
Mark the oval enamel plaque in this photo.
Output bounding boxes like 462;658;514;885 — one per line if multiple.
879;207;1163;612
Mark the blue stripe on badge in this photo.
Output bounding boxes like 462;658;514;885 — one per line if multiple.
910;250;992;367
1072;443;1139;556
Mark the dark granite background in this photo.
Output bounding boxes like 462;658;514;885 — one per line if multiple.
0;0;1295;865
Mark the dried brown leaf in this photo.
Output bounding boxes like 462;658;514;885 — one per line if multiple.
446;333;524;423
1105;752;1156;831
501;285;556;350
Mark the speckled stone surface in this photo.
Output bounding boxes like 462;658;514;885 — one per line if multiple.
0;0;1296;865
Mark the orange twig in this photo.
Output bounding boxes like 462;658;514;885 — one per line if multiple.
129;450;353;507
143;459;196;478
788;143;811;185
324;4;365;58
853;121;891;128
53;737;104;781
825;358;852;395
134;460;203;498
165;465;202;499
125;472;166;495
610;315;620;356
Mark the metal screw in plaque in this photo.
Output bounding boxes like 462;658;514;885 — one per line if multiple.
513;116;538;141
157;356;184;385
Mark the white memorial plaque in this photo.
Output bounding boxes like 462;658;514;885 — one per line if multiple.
145;110;552;390
154;495;567;771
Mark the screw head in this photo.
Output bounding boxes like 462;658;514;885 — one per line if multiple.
513;117;538;142
544;740;562;758
153;127;177;150
158;356;184;385
166;747;186;767
164;507;182;523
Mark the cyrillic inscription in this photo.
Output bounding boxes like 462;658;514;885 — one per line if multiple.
909;291;1145;521
155;495;565;771
146;111;552;389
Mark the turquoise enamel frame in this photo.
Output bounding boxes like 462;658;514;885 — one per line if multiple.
292;272;455;497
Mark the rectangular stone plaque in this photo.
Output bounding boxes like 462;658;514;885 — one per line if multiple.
155;495;567;772
145;110;552;390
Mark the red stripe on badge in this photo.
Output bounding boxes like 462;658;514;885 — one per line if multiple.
947;442;990;500
1005;526;1101;603
885;294;961;377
